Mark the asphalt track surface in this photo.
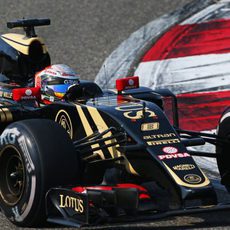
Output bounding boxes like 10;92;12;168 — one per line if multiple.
1;0;230;229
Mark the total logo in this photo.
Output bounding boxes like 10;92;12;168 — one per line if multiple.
162;146;178;154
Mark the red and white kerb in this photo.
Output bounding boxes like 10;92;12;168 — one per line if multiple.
135;1;230;131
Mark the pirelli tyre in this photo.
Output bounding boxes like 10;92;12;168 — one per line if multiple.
0;119;80;227
216;108;230;192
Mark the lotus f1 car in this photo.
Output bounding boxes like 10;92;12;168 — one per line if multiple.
0;18;230;228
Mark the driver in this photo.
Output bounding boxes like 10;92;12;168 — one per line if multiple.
35;64;80;104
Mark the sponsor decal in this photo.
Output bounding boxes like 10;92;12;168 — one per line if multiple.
21;95;37;100
143;132;176;140
128;78;134;86
64;79;78;85
116;103;157;120
18;136;35;173
55;110;73;139
147;138;180;146
162;146;178;154
116;103;144;111
12;87;41;101
116;76;139;91
59;194;84;213
158;152;190;160
12;206;20;221
1;129;35;174
123;109;155;120
163;162;209;188
184;174;202;184
141;122;159;131
173;164;195;171
0;128;20;145
45;95;55;102
45;70;57;75
25;89;32;96
3;92;12;99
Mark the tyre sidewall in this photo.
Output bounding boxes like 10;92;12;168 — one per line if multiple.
0;119;80;226
0;124;42;225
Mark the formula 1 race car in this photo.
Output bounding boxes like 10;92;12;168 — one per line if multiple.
0;18;230;228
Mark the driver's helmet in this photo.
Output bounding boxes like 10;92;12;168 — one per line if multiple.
35;64;80;103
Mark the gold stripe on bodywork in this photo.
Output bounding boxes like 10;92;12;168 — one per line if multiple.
0;109;6;122
1;33;48;55
124;157;139;176
0;108;13;122
2;108;13;122
76;105;105;159
87;106;139;175
163;162;210;188
87;107;118;158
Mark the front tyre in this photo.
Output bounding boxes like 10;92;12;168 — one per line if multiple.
0;119;80;227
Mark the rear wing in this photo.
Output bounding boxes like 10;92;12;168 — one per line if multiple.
7;18;50;37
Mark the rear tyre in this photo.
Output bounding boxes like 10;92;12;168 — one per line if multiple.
0;119;81;227
216;108;230;191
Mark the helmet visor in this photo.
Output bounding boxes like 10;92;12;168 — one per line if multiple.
47;84;72;98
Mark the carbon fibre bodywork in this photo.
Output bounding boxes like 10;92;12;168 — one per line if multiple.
0;87;218;223
0;78;219;225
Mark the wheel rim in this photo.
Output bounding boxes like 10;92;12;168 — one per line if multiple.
0;146;25;206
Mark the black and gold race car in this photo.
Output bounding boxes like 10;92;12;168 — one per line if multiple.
0;18;230;228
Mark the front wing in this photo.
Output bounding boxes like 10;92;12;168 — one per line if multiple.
46;185;230;227
46;186;143;227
